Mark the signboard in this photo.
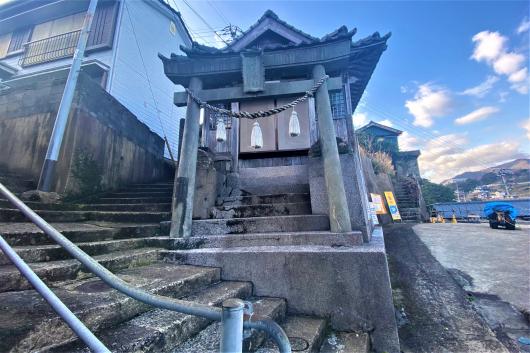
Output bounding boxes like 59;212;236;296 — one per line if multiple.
370;193;387;214
384;191;402;221
369;202;380;225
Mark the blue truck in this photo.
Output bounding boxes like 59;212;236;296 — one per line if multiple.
484;202;518;230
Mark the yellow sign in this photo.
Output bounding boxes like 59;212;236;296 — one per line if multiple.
384;191;402;221
370;193;387;214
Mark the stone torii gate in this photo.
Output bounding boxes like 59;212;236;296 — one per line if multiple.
160;10;390;239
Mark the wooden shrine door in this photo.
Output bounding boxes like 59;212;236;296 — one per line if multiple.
239;98;311;154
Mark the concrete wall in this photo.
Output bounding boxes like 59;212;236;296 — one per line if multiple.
361;154;395;224
0;71;169;195
394;152;421;179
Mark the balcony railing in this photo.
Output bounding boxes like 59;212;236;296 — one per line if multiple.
20;30;81;67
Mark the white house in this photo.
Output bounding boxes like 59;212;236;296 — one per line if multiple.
0;0;192;158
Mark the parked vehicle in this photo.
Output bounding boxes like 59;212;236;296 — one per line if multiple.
484;202;517;230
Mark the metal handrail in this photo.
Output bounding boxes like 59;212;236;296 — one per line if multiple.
20;30;81;67
0;235;111;353
0;182;291;353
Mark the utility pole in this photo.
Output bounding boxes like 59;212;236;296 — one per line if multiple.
497;168;511;198
37;0;99;192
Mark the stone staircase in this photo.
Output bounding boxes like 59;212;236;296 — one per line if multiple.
0;180;370;353
394;178;422;223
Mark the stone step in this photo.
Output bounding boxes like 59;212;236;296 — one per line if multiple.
221;193;310;206
47;282;255;353
123;185;174;192
210;202;311;219
256;316;326;353
0;237;169;265
0;200;171;212
93;196;172;204
319;331;370;353
170;231;363;249
129;182;173;187
0;248;161;292
105;191;172;198
169;297;286;353
169;214;330;236
0;208;170;223
0;263;220;353
0;223;161;246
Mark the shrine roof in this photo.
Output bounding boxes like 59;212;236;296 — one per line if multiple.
177;10;388;57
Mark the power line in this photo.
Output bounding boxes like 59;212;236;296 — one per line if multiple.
180;0;228;45
207;0;230;25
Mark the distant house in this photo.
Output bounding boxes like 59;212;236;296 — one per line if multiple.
357;120;421;179
0;0;192;157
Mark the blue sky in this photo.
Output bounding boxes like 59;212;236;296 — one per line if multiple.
172;0;530;182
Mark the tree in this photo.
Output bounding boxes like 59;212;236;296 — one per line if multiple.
420;178;455;205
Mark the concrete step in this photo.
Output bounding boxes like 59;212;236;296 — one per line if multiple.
0;200;171;212
0;237;169;265
93;196;172;204
0;223;161;246
0;263;220;353
170;231;363;249
0;248;162;292
221;193;310;206
170;215;330;236
47;282;255;353
257;316;326;353
172;297;287;353
210;202;311;219
123;185;173;192
319;331;370;353
0;208;170;223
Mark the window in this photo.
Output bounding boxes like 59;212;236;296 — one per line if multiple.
31;12;85;41
0;33;11;58
329;90;346;119
7;27;32;54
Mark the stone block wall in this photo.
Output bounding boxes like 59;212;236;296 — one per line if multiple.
0;72;170;195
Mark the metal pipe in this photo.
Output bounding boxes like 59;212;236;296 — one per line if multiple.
220;299;244;353
0;182;292;353
0;235;110;353
37;0;99;191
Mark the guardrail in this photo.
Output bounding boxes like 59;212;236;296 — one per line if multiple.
0;182;291;353
20;30;81;67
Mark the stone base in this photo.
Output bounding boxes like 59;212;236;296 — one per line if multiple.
164;227;400;353
309;154;373;242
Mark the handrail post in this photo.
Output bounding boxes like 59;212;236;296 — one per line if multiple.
220;298;244;353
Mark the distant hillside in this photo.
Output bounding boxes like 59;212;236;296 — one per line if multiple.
444;158;530;183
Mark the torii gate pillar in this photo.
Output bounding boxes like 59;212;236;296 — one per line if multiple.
170;77;202;238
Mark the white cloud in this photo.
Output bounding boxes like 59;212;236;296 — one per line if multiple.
352;112;368;129
511;82;529;94
378;119;393;127
470;30;528;95
455;106;500;125
399;131;419;151
508;67;528;83
418;134;524;182
493;52;525;75
460;76;499;97
405;84;452;127
471;31;507;62
522;118;530;140
517;17;530;34
499;91;509;103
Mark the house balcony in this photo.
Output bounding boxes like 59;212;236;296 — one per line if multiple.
19;30;81;67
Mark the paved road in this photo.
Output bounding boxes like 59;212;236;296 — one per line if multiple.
413;223;530;313
384;224;509;353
